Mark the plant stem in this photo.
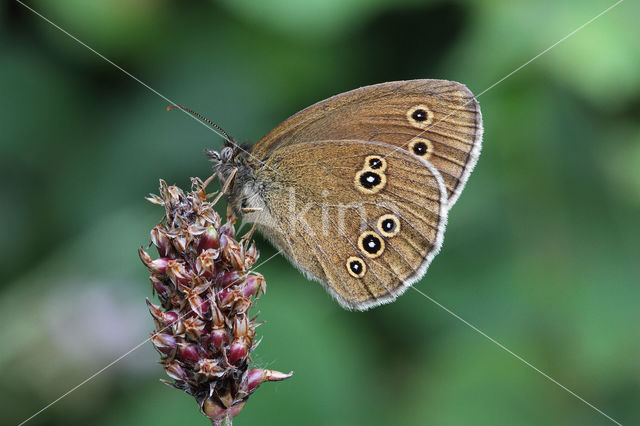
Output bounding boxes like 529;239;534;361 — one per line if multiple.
213;416;232;426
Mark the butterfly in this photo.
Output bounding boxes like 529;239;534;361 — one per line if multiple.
197;79;482;310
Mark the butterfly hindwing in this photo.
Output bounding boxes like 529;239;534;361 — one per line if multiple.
249;140;447;310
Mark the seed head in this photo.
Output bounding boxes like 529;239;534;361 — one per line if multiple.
140;178;291;425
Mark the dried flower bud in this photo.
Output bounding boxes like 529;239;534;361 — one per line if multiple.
243;369;294;394
179;344;201;364
181;283;211;319
165;361;188;381
172;234;189;253
196;249;218;278
151;225;172;257
242;273;266;298
244;243;258;269
210;304;228;350
228;316;254;365
219;289;239;308
223;237;245;271
198;226;220;252
202;398;246;423
139;248;170;274
227;340;248;365
150;275;170;300
195;359;226;380
220;270;244;289
232;297;252;315
166;260;192;285
219;223;235;238
151;332;177;355
210;329;228;351
146;299;178;326
183;316;206;340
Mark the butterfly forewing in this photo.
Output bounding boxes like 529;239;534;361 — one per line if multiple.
251;79;482;209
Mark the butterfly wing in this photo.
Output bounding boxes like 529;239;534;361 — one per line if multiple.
251;79;482;208
250;140;447;310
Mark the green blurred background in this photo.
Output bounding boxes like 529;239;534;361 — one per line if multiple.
1;0;638;425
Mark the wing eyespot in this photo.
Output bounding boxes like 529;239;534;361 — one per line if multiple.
364;155;387;172
355;170;386;194
407;104;434;128
346;256;366;278
358;231;385;258
408;137;434;160
377;214;400;237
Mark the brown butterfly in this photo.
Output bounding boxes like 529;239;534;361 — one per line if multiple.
201;79;482;310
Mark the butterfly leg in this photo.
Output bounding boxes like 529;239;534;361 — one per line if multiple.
211;167;238;205
202;171;218;189
242;220;259;246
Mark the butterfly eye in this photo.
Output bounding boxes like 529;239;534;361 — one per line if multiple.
364;155;387;172
407;104;434;128
355;170;386;194
346;256;366;278
408;138;434;159
358;231;385;258
377;214;400;237
221;146;234;162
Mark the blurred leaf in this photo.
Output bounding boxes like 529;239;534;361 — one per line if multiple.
31;0;168;57
217;0;435;40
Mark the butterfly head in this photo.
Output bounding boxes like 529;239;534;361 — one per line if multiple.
205;138;251;172
206;140;266;221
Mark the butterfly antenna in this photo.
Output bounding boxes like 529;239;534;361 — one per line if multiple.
167;105;233;145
